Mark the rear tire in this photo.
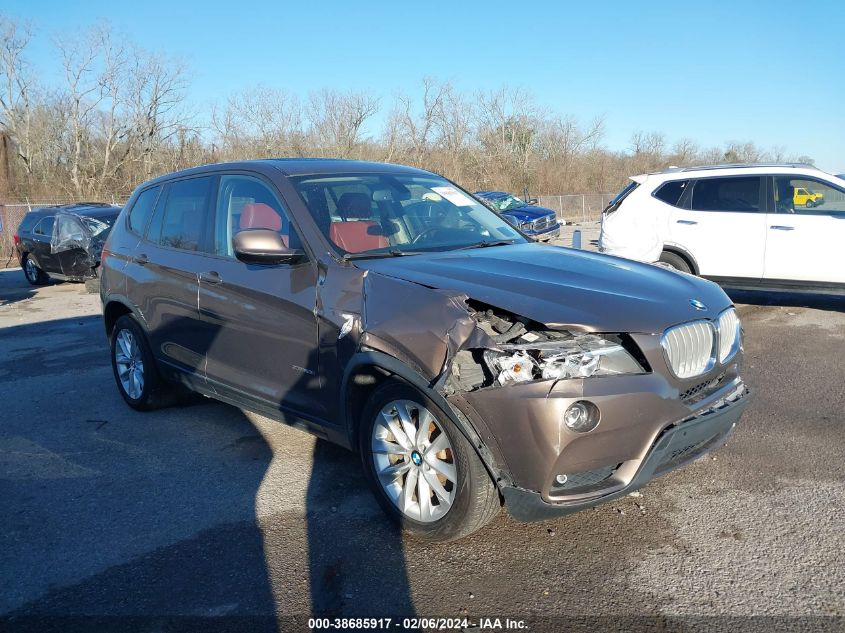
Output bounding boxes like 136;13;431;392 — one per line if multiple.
22;254;49;286
359;379;500;542
658;251;693;274
110;315;178;411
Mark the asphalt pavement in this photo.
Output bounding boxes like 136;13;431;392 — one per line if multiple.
0;265;843;633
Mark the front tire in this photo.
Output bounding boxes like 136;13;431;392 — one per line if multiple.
805;199;815;208
359;380;500;542
658;251;693;274
110;315;177;411
22;254;49;286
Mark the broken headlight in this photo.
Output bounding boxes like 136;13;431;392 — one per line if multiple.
486;333;646;385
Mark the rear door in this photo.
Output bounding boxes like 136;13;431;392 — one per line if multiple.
199;173;324;419
666;175;766;279
29;215;59;272
764;175;845;284
134;175;218;380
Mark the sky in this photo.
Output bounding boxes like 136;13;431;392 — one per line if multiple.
6;0;845;172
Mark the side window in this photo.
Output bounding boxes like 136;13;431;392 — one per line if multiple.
773;176;845;216
653;180;689;207
214;175;300;257
33;216;55;237
690;177;761;212
153;177;214;252
127;186;162;235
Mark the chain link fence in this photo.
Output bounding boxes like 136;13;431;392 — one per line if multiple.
535;194;613;225
1;192;613;267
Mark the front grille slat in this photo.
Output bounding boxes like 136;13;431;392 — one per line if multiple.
718;308;740;362
661;320;714;379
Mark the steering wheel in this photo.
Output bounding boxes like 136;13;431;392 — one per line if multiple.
411;226;441;244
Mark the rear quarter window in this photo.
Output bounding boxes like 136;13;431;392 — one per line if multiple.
604;181;639;215
17;214;40;233
127;186;162;235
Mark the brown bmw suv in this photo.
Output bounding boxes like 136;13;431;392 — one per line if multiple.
100;159;750;541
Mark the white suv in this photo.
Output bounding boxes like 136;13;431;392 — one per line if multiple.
599;163;845;292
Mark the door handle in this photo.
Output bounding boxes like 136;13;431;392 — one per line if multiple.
676;220;698;225
132;254;148;265
770;225;795;231
199;271;222;285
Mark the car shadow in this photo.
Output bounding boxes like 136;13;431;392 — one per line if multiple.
305;439;418;623
0;268;37;307
725;288;845;313
0;316;281;631
275;346;418;624
1;313;417;629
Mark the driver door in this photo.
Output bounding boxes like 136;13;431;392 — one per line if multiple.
199;173;325;420
764;175;845;284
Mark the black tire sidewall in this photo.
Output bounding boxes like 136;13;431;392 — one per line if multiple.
659;251;692;274
358;380;483;541
23;254;47;285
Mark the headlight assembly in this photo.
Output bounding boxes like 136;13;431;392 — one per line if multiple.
484;332;646;386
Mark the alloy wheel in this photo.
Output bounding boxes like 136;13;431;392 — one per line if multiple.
25;258;38;282
371;399;457;522
114;329;145;400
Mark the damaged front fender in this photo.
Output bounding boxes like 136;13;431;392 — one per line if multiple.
359;272;500;385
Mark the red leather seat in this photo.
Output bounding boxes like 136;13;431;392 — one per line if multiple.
330;221;388;253
330;193;388;253
239;203;288;247
240;203;281;231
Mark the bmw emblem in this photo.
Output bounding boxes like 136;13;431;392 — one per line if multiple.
411;450;423;466
689;299;708;311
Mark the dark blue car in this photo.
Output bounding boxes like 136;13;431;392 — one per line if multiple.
474;191;561;241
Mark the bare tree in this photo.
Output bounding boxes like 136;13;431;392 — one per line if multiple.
213;86;302;159
0;18;818;202
394;78;455;167
126;49;190;181
0;15;37;175
306;89;379;158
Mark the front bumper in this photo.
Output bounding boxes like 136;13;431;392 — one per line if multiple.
527;224;561;241
500;383;750;521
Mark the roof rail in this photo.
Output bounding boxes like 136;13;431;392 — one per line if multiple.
57;201;115;207
676;162;816;172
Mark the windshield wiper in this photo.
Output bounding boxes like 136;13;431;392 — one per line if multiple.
342;249;421;261
454;239;518;251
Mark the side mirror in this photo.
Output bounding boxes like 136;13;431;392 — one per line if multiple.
232;229;303;265
527;198;539;205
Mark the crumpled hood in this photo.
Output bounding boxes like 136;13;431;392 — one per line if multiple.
502;205;557;223
357;244;732;333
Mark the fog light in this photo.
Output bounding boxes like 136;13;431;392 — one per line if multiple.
564;401;600;433
555;474;568;485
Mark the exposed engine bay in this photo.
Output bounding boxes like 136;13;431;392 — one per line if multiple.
447;301;648;393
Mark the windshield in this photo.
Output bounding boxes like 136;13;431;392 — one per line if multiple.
292;173;526;257
488;194;526;212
